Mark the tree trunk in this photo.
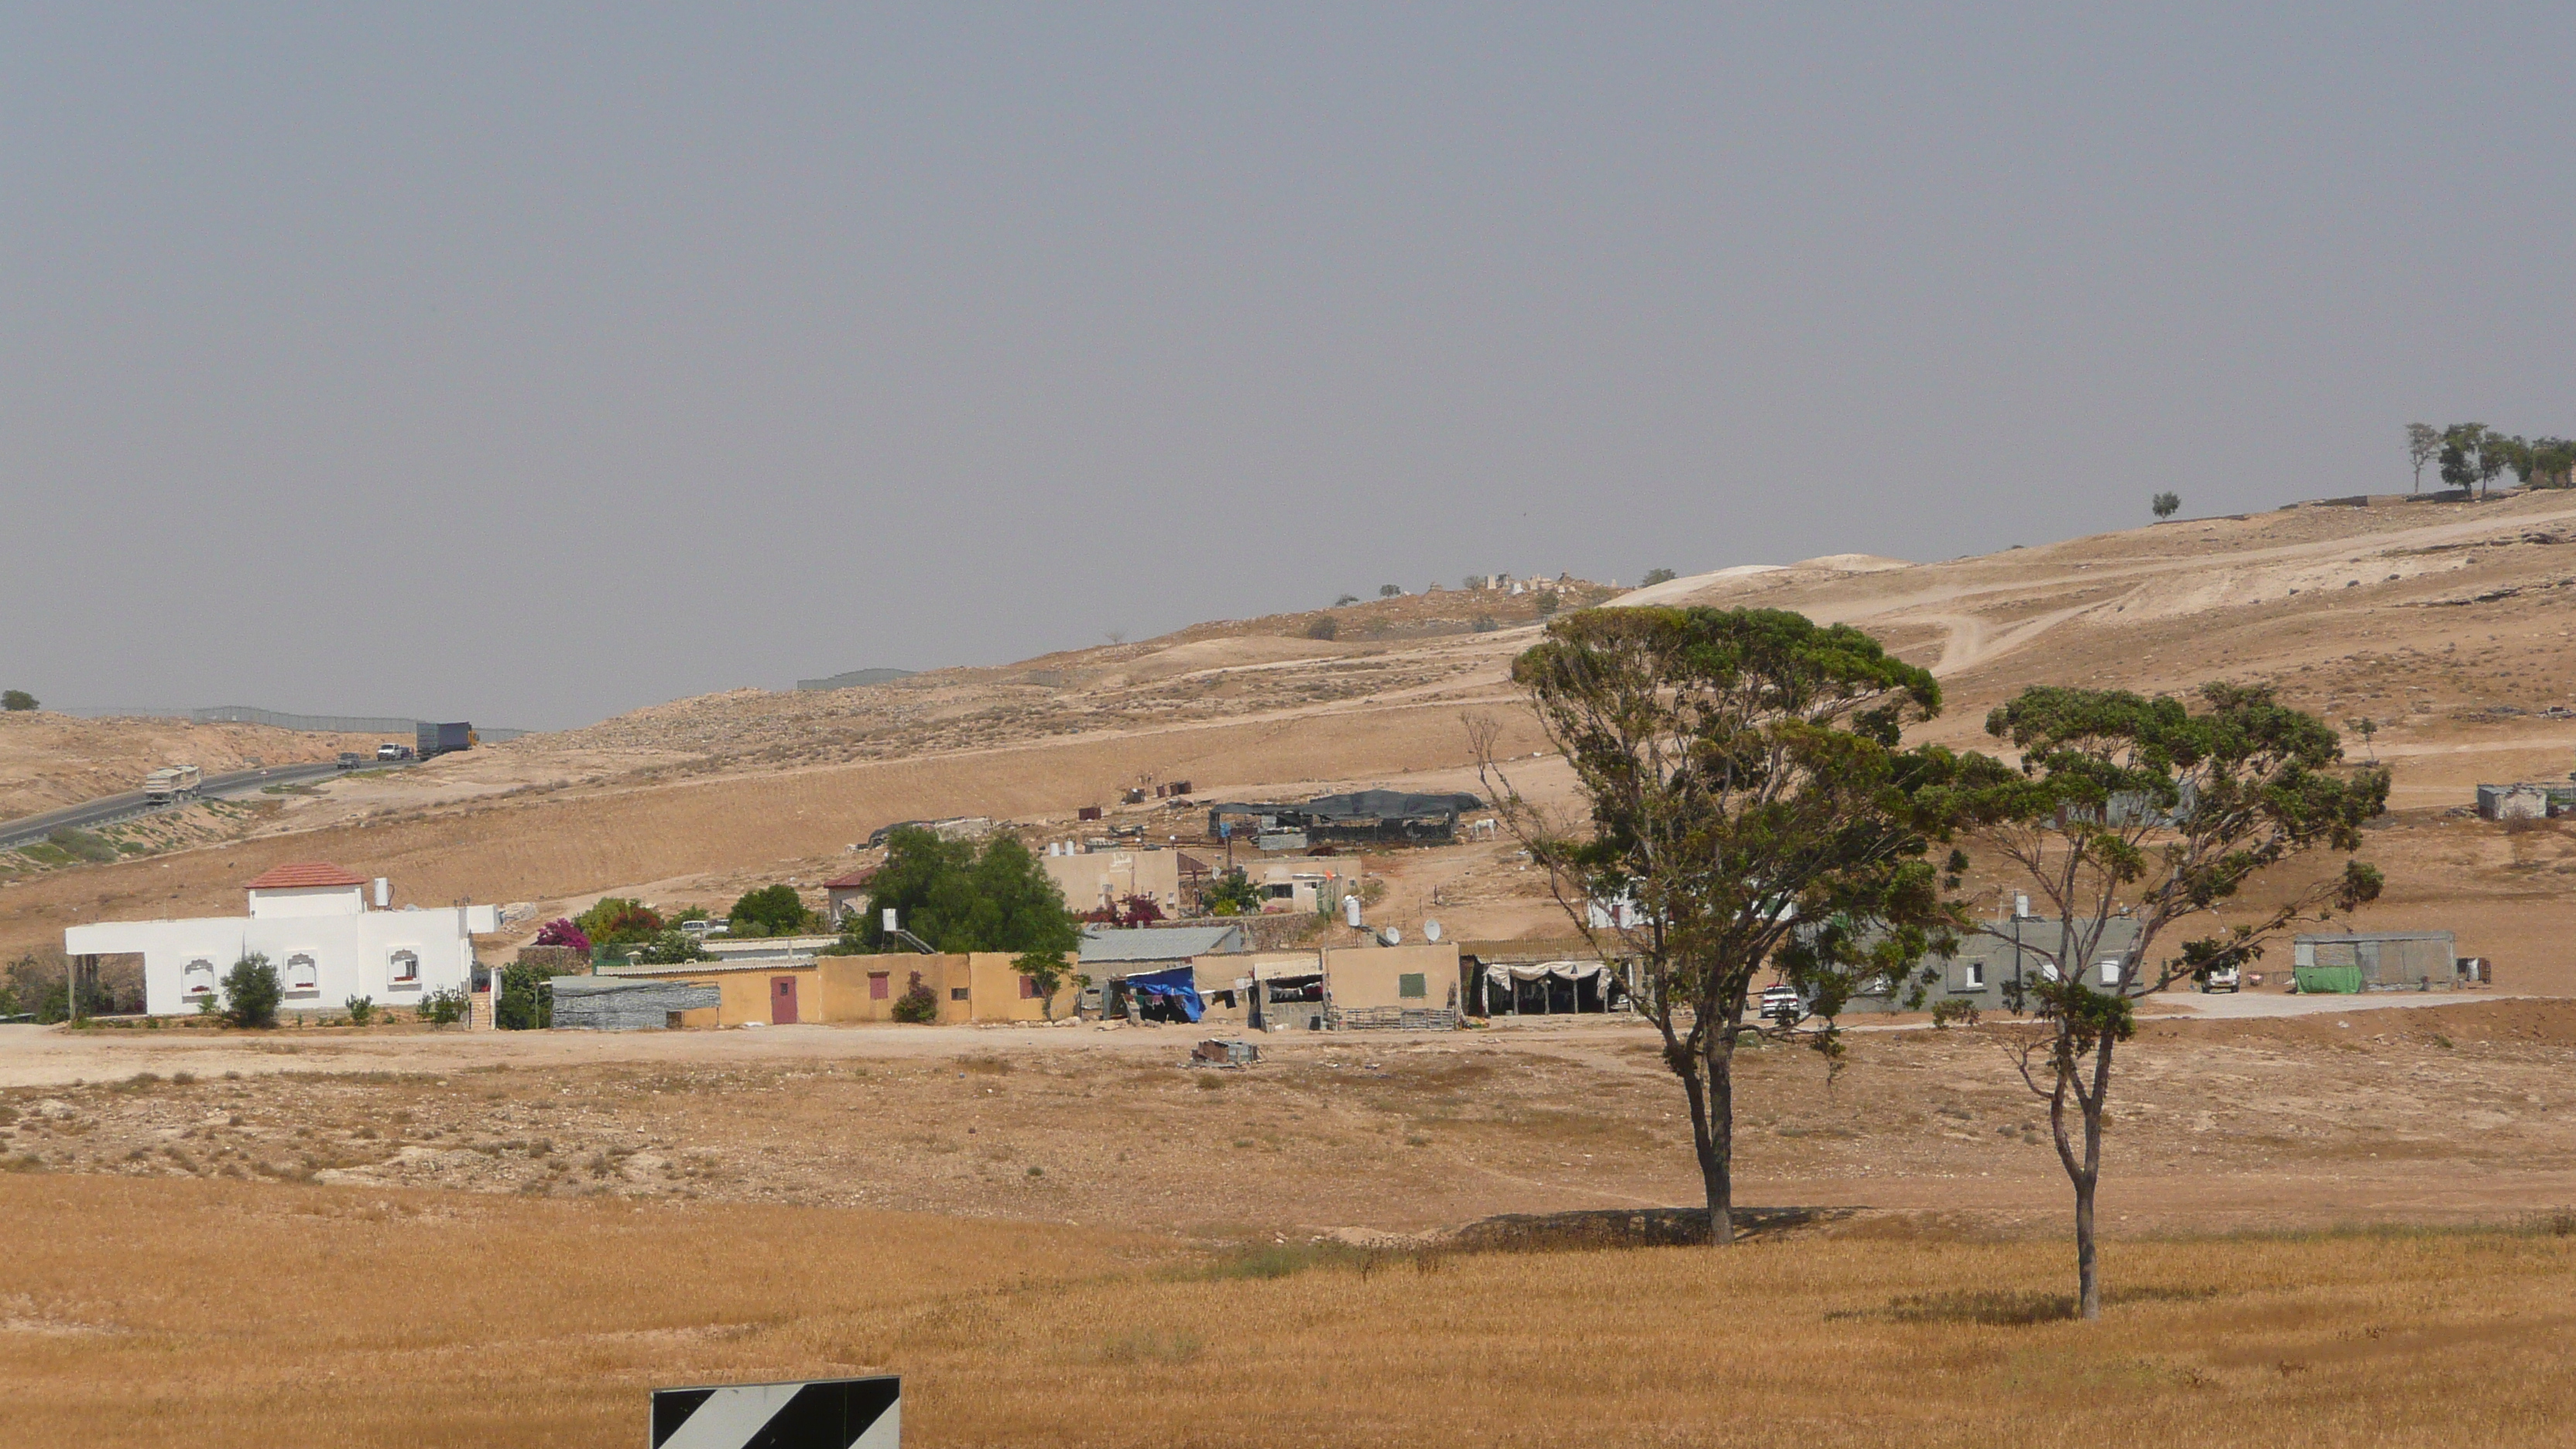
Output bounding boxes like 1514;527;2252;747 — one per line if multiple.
1693;1033;1738;1245
2072;1163;2100;1321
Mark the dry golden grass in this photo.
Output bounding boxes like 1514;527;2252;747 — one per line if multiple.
5;1173;2576;1447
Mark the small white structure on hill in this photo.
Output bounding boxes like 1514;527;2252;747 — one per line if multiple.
64;862;501;1016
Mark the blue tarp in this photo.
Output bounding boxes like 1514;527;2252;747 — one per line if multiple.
1124;965;1204;1023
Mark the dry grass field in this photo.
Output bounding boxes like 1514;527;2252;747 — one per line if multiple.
5;1170;2576;1448
8;1001;2576;1235
12;499;2576;1443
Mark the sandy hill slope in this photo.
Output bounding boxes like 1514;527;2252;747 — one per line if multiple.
0;714;385;819
9;495;2576;981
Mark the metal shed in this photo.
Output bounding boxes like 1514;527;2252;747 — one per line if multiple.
2293;931;2457;988
549;976;722;1031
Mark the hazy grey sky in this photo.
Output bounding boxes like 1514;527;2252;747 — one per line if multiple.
6;6;2571;729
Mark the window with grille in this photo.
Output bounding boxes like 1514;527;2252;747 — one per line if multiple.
389;949;420;986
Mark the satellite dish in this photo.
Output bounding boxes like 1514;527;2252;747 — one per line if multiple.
1379;926;1403;946
1423;920;1443;942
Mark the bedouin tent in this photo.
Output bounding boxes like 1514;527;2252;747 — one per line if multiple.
1483;960;1617;1015
1123;965;1205;1023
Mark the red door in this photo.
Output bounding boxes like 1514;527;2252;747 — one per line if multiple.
771;976;800;1025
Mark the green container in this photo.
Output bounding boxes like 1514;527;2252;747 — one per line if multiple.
2293;964;2363;995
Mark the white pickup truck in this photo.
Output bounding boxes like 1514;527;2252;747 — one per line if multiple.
142;764;203;802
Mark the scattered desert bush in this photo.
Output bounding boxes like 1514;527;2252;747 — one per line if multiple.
46;827;118;865
344;995;375;1026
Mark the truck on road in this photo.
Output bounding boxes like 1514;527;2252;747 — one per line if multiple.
415;721;476;759
142;764;203;802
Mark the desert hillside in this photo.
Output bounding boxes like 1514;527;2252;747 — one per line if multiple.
0;714;388;818
9;492;2576;982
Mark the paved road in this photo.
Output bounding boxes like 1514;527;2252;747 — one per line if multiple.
0;759;406;850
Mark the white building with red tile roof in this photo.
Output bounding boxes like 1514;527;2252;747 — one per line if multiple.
65;862;502;1017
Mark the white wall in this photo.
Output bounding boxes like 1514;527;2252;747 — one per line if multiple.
247;884;369;920
68;904;500;1016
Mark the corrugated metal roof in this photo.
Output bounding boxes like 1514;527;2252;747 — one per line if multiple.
245;862;368;889
1079;924;1245;964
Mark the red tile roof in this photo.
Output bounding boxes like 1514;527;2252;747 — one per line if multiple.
821;868;878;890
245;862;368;890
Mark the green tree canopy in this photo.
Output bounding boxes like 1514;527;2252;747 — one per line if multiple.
728;884;811;936
0;690;35;712
1485;605;1961;1244
860;830;1081;957
2151;492;2180;519
1938;681;2388;1317
576;898;662;946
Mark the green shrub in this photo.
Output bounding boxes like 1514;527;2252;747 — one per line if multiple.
2;690;36;711
1304;615;1339;641
418;987;469;1026
1471;615;1499;633
344;995;375;1026
1640;567;1677;587
1929;998;1981;1030
496;964;559;1030
221;954;282;1029
890;977;939;1024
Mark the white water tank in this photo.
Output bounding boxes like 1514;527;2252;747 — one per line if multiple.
372;878;390;909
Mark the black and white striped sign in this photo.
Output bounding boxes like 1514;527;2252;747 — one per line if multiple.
651;1375;899;1449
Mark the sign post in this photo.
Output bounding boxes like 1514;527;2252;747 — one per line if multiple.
651;1375;899;1449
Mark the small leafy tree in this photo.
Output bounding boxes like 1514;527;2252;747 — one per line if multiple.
1481;606;1959;1244
2438;423;2480;492
221;954;283;1029
2345;715;2379;761
860;830;1083;957
1945;683;2388;1318
1013;948;1076;1019
1640;567;1678;587
2529;437;2576;489
418;987;469;1026
495;963;557;1029
1379;584;1403;598
576;898;662;946
1334;594;1359;607
1201;868;1260;916
2151;492;2180;520
1471;615;1500;633
728;884;810;937
2406;422;2439;492
1;690;35;712
1306;615;1340;641
344;995;376;1026
1533;590;1560;617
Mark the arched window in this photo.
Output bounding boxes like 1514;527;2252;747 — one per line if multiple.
181;959;217;997
285;954;319;993
389;949;420;987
